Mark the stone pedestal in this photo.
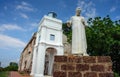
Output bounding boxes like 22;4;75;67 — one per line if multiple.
53;55;114;77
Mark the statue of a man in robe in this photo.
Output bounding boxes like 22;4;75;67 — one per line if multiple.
67;7;88;56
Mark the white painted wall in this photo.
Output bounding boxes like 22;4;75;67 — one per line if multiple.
31;15;64;77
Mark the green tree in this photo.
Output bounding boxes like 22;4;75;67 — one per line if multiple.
87;16;120;55
62;23;72;43
4;62;18;71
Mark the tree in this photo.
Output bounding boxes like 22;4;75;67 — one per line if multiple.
62;23;72;43
62;15;120;75
87;16;119;55
4;62;18;71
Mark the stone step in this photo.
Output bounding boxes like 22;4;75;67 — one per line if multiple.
45;75;53;77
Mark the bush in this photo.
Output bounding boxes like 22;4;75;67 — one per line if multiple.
4;65;18;71
0;67;4;72
114;72;120;77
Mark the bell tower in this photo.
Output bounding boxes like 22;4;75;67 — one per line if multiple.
31;12;64;77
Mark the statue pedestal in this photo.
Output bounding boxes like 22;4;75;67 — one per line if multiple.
53;55;114;77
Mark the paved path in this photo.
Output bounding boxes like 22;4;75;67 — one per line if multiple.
9;71;31;77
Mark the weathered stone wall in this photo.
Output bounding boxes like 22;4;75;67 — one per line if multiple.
18;33;36;74
62;34;72;55
53;55;113;77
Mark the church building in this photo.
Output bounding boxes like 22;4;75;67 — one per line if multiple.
18;12;71;77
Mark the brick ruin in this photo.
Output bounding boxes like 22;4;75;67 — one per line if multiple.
53;56;114;77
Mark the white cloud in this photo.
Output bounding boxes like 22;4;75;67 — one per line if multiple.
4;6;8;10
0;24;25;31
85;8;96;18
0;34;26;49
116;16;120;20
110;6;116;12
77;0;97;18
59;1;67;8
13;18;17;21
16;1;34;11
21;1;30;6
16;5;33;11
31;22;38;27
26;22;38;31
20;13;29;19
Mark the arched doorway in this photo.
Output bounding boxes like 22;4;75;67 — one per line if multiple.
44;47;57;76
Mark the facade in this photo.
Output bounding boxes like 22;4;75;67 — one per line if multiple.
18;13;71;76
18;33;36;73
31;13;64;77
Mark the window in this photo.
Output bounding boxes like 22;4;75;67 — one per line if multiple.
50;34;55;41
28;51;31;54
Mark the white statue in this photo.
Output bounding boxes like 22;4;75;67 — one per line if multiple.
67;7;88;56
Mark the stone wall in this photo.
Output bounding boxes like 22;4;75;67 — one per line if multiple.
18;33;36;73
53;55;114;77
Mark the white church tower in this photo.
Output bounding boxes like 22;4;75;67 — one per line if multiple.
31;12;64;77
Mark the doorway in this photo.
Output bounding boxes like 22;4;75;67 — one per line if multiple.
44;47;57;76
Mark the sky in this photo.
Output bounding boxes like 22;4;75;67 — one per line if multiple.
0;0;120;67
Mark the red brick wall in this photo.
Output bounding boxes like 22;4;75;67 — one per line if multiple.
53;56;113;77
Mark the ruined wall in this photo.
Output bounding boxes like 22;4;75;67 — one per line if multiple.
62;34;72;55
18;33;36;73
53;56;113;77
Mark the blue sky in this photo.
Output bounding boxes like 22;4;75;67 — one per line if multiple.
0;0;120;67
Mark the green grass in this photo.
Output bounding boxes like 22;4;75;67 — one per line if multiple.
0;71;9;77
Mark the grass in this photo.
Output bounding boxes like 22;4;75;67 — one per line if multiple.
0;71;9;77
